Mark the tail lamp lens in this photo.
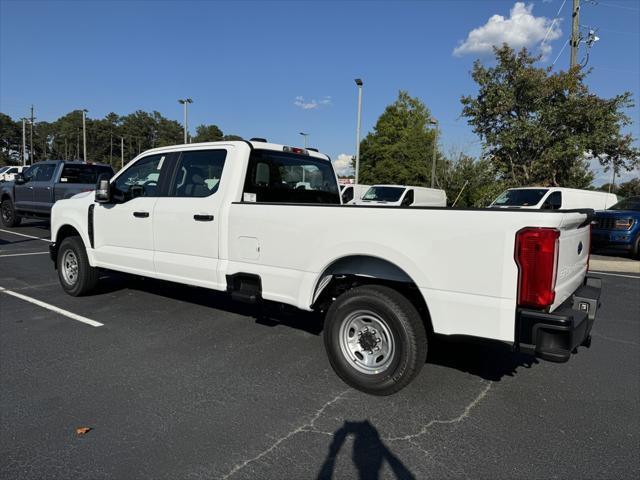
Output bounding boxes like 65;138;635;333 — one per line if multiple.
515;227;560;308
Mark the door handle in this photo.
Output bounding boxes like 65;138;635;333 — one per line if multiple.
133;211;149;218
28;186;34;190
193;214;214;222
45;187;52;190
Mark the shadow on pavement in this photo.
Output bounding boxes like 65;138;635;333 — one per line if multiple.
317;420;415;480
428;336;538;382
92;272;539;380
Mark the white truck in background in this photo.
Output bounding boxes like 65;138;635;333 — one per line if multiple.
491;187;618;211
49;140;601;395
340;184;370;204
355;185;447;207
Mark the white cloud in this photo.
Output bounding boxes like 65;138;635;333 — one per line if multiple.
294;95;332;110
453;2;562;58
333;153;354;176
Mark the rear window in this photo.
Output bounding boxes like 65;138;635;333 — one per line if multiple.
492;189;548;207
362;186;405;202
243;150;339;204
60;164;114;184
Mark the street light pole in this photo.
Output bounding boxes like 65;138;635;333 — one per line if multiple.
299;132;309;148
21;118;27;166
121;137;124;170
178;98;193;143
429;118;438;188
354;78;363;185
81;109;88;162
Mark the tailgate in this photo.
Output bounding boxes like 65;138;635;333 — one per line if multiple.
553;214;591;310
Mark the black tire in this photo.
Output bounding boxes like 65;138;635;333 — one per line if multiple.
323;285;427;396
57;236;99;296
1;198;22;227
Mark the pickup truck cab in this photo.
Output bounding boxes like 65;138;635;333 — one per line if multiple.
0;160;114;227
491;187;618;210
49;141;601;395
356;185;447;207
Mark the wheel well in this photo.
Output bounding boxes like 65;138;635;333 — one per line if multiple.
1;193;11;202
312;256;433;334
55;224;82;245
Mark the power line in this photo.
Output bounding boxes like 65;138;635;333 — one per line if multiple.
553;38;571;65
542;0;568;45
593;1;640;12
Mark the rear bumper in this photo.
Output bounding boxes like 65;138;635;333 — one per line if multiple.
516;275;601;362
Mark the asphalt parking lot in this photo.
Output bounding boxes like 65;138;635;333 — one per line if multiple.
1;221;639;480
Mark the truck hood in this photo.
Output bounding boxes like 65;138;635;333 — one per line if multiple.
595;209;640;218
71;190;94;200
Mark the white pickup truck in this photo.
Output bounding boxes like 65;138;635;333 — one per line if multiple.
49;140;601;395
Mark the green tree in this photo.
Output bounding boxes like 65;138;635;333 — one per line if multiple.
443;154;506;207
358;91;442;186
192;124;224;143
461;45;639;188
617;178;640;198
0;113;22;165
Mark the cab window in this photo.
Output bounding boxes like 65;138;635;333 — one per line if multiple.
401;189;414;206
543;191;562;210
113;154;166;201
341;186;354;203
33;164;56;182
243;150;340;204
170;149;227;197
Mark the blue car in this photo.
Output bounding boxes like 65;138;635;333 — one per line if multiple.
592;196;640;258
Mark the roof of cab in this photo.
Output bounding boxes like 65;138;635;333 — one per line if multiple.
136;140;331;162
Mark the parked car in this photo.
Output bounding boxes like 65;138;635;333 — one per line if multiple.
355;185;447;207
340;184;370;204
0;165;24;182
490;187;617;210
0;160;114;227
592;196;640;258
49;140;600;395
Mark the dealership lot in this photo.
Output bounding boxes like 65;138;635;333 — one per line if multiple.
1;222;639;479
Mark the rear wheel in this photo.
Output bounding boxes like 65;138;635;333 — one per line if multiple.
323;285;427;396
57;236;99;296
1;199;21;227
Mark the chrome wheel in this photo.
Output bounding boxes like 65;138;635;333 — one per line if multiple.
61;249;79;286
338;310;395;375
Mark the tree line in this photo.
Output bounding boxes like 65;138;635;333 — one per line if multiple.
357;45;639;205
0;110;241;169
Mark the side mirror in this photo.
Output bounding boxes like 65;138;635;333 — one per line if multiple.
15;173;25;185
95;176;111;203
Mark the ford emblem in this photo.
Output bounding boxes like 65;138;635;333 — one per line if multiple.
577;241;583;255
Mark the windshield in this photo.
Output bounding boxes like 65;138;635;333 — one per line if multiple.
609;197;640;211
0;167;9;174
492;188;548;207
362;186;405;202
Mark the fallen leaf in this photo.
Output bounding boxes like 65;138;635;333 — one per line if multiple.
76;427;91;436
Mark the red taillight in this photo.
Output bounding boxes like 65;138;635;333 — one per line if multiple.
515;227;560;308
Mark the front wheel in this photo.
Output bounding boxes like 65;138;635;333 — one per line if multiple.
57;236;99;296
1;199;21;227
323;285;427;396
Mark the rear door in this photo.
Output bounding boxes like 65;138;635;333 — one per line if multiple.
152;148;228;288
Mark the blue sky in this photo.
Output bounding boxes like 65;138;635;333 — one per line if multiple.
1;0;638;185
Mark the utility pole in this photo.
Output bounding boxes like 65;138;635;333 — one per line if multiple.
110;133;113;165
570;0;580;69
121;137;124;170
354;79;363;185
29;105;35;164
81;109;88;162
21;118;27;166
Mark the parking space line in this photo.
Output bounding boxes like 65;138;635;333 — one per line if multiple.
589;271;640;279
0;229;50;242
0;287;103;327
0;252;50;258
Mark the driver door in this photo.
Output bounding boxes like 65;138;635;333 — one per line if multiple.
92;153;169;275
13;165;37;211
